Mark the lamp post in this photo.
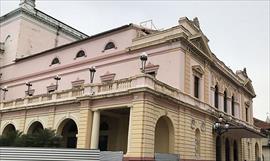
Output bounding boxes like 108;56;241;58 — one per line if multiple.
26;82;33;96
1;86;8;100
54;75;61;90
89;66;96;95
140;52;148;73
89;66;96;84
213;115;230;135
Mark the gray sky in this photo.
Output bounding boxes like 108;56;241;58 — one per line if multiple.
1;0;269;121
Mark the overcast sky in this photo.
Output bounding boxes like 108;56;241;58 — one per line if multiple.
1;0;269;121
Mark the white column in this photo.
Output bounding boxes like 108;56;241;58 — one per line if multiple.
90;110;100;149
127;107;133;154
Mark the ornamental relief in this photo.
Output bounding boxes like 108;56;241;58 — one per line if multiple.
191;119;206;132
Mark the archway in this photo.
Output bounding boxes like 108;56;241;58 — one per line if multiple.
233;140;239;161
2;124;16;136
27;121;43;134
154;116;174;153
57;119;78;148
216;136;221;161
255;143;260;161
225;138;230;161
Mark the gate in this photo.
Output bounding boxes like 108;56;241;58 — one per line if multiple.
154;153;180;161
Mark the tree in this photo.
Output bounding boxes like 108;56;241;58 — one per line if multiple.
0;128;62;147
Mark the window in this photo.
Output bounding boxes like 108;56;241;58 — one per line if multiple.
214;85;219;108
246;107;249;122
224;91;227;112
51;57;60;66
231;96;235;116
75;50;86;58
104;42;116;50
194;76;200;99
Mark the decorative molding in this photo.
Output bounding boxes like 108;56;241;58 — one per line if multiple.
191;119;196;129
192;65;204;78
144;62;159;76
100;71;116;83
47;83;57;93
71;78;85;88
200;121;206;132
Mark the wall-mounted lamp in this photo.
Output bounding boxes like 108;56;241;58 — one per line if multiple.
89;66;96;84
1;86;8;100
25;82;33;96
213;115;230;135
54;75;61;91
140;52;148;73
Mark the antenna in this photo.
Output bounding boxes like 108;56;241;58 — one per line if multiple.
140;20;158;30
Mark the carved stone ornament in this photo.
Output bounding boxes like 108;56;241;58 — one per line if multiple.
191;119;196;129
100;71;116;83
144;62;159;76
192;65;204;78
25;89;35;96
71;78;85;88
47;83;57;93
200;121;206;132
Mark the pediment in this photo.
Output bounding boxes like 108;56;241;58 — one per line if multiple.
189;34;212;58
192;65;204;77
244;80;255;95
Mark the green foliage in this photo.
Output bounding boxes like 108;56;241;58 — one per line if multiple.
0;128;62;147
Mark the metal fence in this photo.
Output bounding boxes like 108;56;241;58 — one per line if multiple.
100;151;123;161
0;147;100;161
155;153;180;161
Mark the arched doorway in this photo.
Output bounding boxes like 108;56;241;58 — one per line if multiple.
216;136;221;161
233;140;238;161
255;143;260;161
154;116;174;153
225;138;230;161
57;119;78;148
27;121;43;134
2;124;16;136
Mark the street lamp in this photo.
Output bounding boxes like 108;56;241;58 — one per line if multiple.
25;82;33;96
54;75;61;90
213;115;230;135
89;66;96;84
1;86;8;100
140;52;148;73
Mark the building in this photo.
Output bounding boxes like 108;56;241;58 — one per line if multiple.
254;117;270;161
0;0;265;161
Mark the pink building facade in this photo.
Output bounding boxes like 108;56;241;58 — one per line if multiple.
0;1;265;161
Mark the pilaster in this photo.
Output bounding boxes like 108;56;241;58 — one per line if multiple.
184;51;191;94
77;100;93;149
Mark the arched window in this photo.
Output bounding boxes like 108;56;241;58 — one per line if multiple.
231;95;235;116
224;90;227;113
195;129;201;158
51;57;60;66
104;42;116;50
214;85;219;108
75;50;86;58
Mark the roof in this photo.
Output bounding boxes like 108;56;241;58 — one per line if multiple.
0;7;88;39
254;118;270;130
15;23;139;62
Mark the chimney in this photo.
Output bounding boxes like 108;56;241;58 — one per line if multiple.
193;17;200;29
20;0;36;11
